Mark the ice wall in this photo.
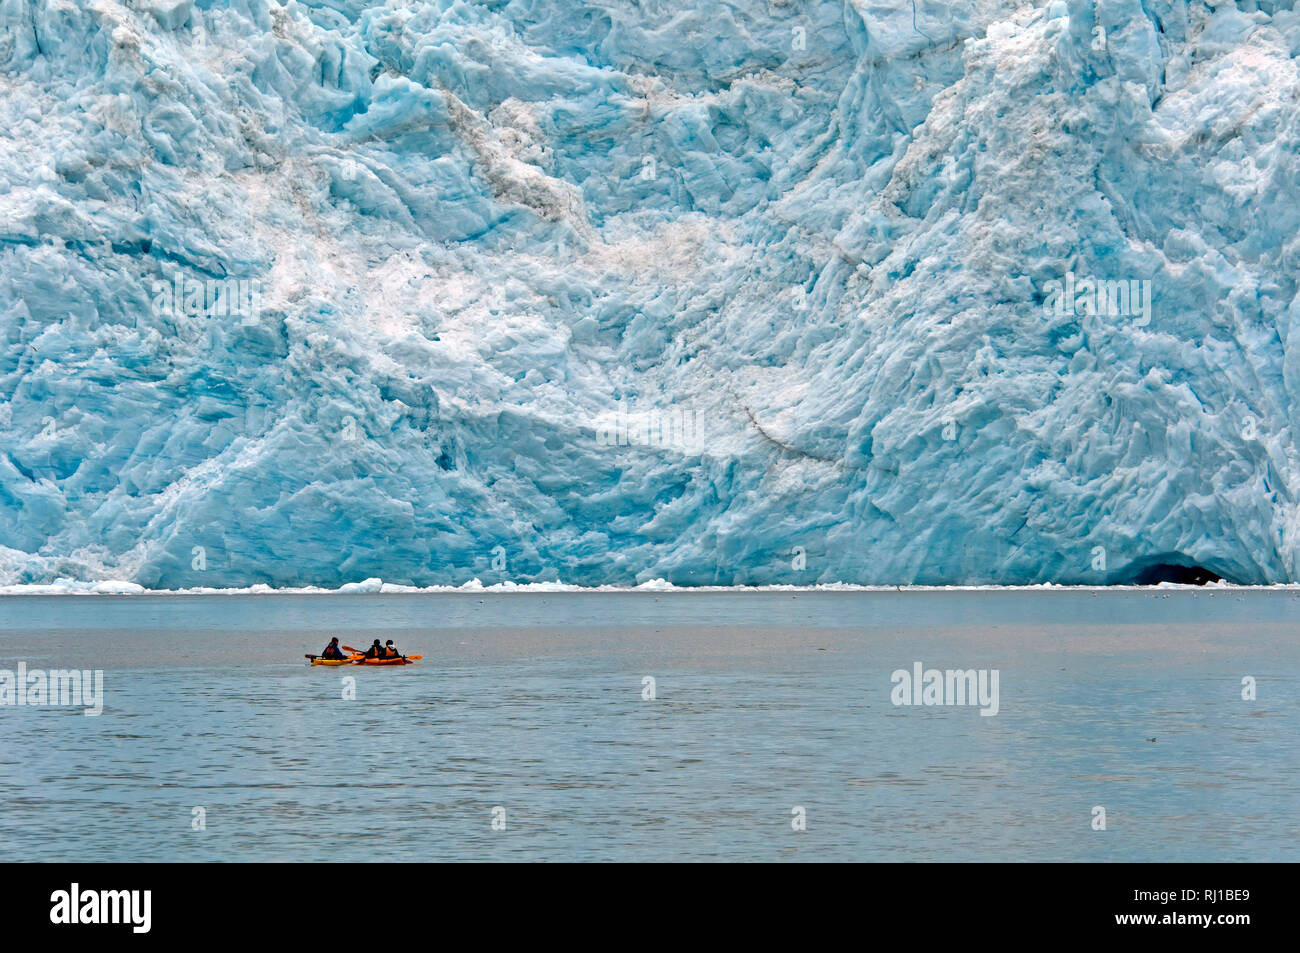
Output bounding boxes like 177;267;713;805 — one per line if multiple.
1;0;1299;587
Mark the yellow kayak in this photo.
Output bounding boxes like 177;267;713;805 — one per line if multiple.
306;654;361;666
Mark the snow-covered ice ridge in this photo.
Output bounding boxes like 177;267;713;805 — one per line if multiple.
2;576;1296;596
2;0;1299;589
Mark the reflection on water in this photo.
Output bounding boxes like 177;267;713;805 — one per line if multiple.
0;590;1296;861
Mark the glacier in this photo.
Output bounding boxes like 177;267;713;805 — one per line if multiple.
1;0;1299;588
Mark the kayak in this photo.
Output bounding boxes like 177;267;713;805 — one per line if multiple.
306;653;362;666
306;653;420;666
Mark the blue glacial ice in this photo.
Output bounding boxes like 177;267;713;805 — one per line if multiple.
1;0;1299;588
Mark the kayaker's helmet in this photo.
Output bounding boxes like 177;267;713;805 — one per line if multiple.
385;640;394;646
329;637;339;644
372;639;382;646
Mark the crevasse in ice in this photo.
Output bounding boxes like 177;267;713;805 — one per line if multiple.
1;0;1298;587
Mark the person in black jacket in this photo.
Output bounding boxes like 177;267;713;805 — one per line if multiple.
383;639;402;658
363;639;384;659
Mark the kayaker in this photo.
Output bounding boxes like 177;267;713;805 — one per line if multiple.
321;637;346;660
383;639;402;659
363;639;384;660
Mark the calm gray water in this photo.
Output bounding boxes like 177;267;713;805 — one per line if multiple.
0;589;1296;861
